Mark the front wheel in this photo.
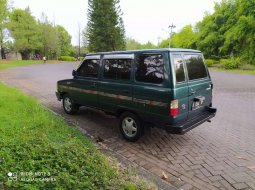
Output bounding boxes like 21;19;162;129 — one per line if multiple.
62;94;79;115
119;112;143;142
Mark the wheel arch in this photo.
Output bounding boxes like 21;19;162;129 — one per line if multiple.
59;91;68;100
116;108;137;118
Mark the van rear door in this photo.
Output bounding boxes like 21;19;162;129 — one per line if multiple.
184;54;212;119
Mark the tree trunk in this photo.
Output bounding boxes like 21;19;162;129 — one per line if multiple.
20;50;30;60
0;45;6;59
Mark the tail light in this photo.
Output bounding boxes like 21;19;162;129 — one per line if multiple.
170;100;179;116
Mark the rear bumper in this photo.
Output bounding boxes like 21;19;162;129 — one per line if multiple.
165;107;217;134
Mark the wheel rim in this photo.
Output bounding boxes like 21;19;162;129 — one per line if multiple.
64;97;72;112
122;117;137;138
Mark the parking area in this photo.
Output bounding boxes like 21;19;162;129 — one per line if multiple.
1;63;255;190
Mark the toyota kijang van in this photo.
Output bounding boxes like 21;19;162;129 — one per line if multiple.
56;49;217;141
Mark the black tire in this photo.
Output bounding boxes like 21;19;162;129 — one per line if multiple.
119;112;143;142
62;94;79;115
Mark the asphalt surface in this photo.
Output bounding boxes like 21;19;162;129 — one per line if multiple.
1;62;255;190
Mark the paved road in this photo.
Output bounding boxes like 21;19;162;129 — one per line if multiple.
1;63;255;190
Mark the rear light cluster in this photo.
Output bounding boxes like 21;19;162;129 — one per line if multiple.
170;100;179;116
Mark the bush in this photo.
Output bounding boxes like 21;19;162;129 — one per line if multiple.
78;56;84;61
220;58;241;69
58;56;76;61
205;59;218;67
209;55;221;61
239;64;255;70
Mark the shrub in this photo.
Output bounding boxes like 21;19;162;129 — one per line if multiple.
205;59;218;67
220;58;240;69
78;56;84;61
239;64;255;70
58;56;76;61
209;55;221;61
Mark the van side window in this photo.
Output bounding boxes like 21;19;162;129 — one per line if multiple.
173;54;185;83
77;59;99;78
184;54;208;80
104;59;131;81
136;54;163;84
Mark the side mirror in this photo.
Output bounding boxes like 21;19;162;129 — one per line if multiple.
72;70;77;77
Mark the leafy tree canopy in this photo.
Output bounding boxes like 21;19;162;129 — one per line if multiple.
159;0;255;64
0;0;9;59
9;8;41;59
86;0;126;52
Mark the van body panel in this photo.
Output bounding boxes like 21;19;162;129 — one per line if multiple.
71;77;99;107
171;84;189;124
98;80;133;113
57;78;98;108
132;84;170;127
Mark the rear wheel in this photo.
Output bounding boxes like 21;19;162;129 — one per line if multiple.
62;94;79;114
119;112;143;142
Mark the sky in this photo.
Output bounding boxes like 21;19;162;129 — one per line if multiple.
12;0;221;45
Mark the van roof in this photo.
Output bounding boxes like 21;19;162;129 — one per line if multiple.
86;48;201;56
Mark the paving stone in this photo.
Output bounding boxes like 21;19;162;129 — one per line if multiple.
233;183;249;190
209;175;223;182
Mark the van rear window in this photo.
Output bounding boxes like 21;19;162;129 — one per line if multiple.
184;54;208;80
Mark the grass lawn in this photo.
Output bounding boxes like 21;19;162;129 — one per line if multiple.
209;67;255;75
0;60;68;70
0;82;151;190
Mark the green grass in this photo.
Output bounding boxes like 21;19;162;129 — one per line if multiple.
0;83;151;190
0;60;71;70
0;60;44;70
209;67;255;75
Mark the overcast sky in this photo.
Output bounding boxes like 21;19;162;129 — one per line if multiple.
12;0;221;45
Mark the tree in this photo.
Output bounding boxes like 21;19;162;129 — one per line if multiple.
158;38;170;48
194;0;255;63
126;37;142;50
126;37;157;50
0;0;9;59
86;0;126;52
38;13;57;59
38;13;73;59
141;41;156;49
195;13;224;58
171;25;197;49
56;25;72;57
9;7;41;60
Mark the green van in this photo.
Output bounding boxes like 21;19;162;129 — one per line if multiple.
56;49;216;141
